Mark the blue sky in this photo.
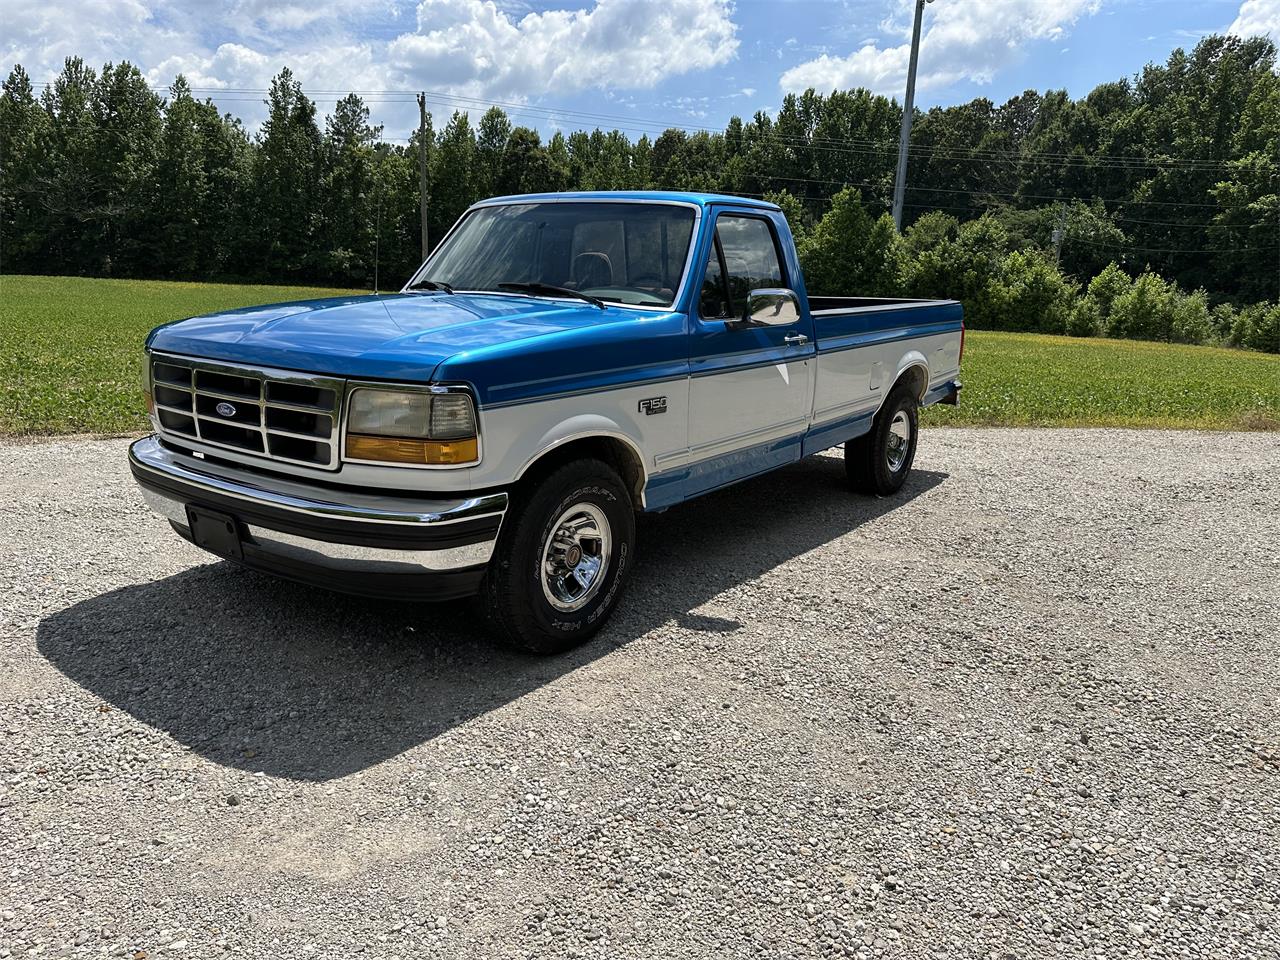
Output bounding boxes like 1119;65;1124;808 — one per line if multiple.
4;0;1277;141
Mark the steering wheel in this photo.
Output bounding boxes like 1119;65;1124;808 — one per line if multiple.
628;273;665;288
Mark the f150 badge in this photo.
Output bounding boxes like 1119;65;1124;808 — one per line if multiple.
638;396;667;416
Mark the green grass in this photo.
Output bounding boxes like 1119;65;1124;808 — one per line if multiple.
2;275;1277;436
1;275;361;436
921;330;1280;431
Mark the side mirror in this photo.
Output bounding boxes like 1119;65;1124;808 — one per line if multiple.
731;288;800;329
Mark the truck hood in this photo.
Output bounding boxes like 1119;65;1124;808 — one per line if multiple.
146;292;640;381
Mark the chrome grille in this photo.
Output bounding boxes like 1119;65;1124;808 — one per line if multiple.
150;354;343;469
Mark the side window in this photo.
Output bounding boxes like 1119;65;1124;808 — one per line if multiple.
699;244;730;318
712;216;785;319
698;214;787;321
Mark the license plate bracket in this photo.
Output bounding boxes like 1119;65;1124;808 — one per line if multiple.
186;505;244;561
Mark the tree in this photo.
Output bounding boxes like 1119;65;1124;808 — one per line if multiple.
37;58;104;271
92;61;162;274
797;189;900;297
499;128;552;196
432;111;477;241
254;68;323;277
902;216;1012;328
0;36;1277;328
319;93;380;281
475;107;512;198
156;77;213;276
0;65;50;270
994;250;1078;334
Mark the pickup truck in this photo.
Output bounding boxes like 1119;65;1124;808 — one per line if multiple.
131;191;962;653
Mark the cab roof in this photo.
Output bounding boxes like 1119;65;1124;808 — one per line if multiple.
475;190;781;211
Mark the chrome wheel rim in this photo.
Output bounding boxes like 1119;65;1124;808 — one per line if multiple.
886;410;912;472
540;503;612;612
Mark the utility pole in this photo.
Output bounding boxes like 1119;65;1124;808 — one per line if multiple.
891;0;931;232
1051;203;1067;266
416;92;429;262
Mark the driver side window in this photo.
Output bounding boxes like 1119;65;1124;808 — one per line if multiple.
699;214;786;320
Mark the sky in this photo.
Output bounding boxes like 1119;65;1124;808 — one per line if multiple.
3;0;1278;143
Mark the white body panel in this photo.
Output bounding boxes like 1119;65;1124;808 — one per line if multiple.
686;358;811;464
811;329;961;428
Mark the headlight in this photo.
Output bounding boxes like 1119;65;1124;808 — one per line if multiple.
347;389;432;437
345;387;478;465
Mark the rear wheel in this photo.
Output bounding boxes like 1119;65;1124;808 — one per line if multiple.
845;384;919;496
479;459;635;654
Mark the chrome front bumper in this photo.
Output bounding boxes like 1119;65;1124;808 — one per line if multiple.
129;436;506;599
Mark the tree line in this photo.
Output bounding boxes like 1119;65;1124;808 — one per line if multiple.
0;35;1276;351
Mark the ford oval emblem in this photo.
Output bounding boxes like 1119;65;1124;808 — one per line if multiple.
215;401;237;418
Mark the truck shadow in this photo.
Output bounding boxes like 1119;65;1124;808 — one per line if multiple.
37;455;947;781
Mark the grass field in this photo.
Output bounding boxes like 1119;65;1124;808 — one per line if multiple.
1;275;361;436
2;274;1277;436
920;330;1280;431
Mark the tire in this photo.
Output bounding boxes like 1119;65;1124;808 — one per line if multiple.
845;384;919;496
479;458;635;654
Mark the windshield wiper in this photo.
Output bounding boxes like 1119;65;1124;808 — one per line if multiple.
497;282;606;310
406;278;455;294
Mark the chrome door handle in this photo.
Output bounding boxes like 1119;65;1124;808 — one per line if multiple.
784;333;809;345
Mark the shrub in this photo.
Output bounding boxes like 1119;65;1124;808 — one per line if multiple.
900;211;958;258
1107;272;1177;340
1231;302;1280;353
1105;273;1216;345
1086;262;1132;321
1253;304;1280;354
797;188;900;297
901;215;1010;327
995;249;1078;334
1066;296;1103;337
1211;302;1238;341
1169;289;1213;345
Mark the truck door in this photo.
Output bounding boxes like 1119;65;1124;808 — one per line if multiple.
686;209;815;494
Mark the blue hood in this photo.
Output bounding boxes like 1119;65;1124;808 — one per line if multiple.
146;292;642;381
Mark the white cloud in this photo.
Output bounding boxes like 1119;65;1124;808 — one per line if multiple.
1229;0;1280;41
778;0;1102;97
1;0;738;134
386;0;738;100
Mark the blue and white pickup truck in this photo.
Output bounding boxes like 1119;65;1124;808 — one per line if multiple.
131;191;962;652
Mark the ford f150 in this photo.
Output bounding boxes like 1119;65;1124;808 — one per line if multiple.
131;192;963;652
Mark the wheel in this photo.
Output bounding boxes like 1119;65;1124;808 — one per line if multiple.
845;384;919;496
479;458;635;654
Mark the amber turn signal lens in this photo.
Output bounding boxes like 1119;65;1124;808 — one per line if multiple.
346;434;478;465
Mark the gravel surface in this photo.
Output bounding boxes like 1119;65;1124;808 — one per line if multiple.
2;429;1278;959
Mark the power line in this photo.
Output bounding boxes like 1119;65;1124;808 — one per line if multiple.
1066;235;1278;254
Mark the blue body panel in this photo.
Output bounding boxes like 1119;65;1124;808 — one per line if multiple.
812;301;963;350
147;292;658;384
644;432;806;511
145;191;961;511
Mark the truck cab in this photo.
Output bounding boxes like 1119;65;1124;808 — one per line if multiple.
131;191;962;652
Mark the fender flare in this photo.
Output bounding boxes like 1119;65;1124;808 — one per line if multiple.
870;353;930;421
513;414;650;502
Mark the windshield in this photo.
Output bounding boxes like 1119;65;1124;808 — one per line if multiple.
413;202;697;308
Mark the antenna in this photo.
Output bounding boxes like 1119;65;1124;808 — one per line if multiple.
373;153;382;296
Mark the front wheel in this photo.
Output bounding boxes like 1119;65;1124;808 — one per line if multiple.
845;385;919;496
479;459;635;654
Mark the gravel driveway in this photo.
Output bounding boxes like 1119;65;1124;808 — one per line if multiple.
2;429;1278;959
